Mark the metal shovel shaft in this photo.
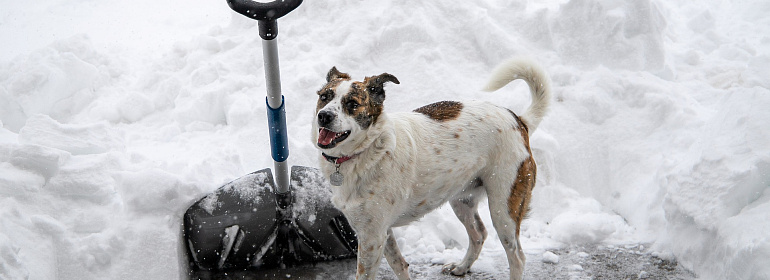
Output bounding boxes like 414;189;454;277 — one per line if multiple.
263;39;283;111
262;38;290;194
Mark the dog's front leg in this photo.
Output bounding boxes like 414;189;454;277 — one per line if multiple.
384;229;410;280
355;230;388;280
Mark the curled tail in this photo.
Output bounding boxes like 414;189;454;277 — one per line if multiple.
482;57;552;132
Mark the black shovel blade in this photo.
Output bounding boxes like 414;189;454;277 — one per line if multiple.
289;166;358;256
183;167;357;275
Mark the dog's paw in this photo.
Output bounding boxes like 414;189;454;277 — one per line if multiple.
441;262;470;276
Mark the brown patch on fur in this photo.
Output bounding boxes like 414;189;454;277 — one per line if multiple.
507;108;529;133
414;101;464;122
342;82;380;128
316;67;351;111
357;261;365;275
418;199;427;207
338;73;399;128
508;157;535;235
508;117;535;235
326;66;350;82
453;133;460;138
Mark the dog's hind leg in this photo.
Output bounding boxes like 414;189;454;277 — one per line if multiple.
485;157;535;280
383;229;411;280
487;187;525;280
442;185;487;276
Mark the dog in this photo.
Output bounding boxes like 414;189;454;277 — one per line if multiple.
311;57;551;280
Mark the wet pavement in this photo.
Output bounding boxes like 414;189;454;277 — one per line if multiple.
191;244;696;280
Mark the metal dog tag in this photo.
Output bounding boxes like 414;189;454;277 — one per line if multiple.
330;171;344;186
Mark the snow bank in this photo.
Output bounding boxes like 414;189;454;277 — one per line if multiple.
0;35;119;132
549;0;668;72
1;0;769;279
659;88;770;279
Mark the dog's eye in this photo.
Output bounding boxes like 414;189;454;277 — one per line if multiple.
320;92;332;101
346;100;359;111
368;86;377;92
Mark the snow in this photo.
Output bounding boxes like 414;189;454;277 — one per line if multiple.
542;251;560;264
1;0;769;279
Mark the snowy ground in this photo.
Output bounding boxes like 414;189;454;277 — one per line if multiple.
1;0;769;279
193;244;695;280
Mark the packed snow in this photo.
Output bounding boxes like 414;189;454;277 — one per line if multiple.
1;0;768;279
542;251;560;264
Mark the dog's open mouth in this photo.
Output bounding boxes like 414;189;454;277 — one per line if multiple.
317;128;350;149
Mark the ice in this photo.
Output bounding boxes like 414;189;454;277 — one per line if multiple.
1;0;769;279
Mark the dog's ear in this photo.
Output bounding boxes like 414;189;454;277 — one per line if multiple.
373;73;400;86
326;66;350;82
366;73;399;104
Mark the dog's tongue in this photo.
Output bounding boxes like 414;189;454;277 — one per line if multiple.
318;128;337;146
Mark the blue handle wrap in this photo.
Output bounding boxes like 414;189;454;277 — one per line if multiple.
266;96;289;162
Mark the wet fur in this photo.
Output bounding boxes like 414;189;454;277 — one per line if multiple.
311;58;551;280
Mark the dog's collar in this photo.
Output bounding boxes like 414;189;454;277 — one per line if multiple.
322;153;358;165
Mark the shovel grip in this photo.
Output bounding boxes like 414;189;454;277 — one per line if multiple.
226;0;303;40
266;96;289;162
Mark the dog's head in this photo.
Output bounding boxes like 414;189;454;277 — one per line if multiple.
312;67;399;154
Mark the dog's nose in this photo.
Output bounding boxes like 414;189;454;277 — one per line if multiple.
317;111;335;127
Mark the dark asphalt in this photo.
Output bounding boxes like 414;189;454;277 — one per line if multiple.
191;244;696;280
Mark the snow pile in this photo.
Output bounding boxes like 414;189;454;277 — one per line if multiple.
542;251;560;264
1;0;769;279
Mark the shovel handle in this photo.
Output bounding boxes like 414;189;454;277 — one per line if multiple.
226;0;302;194
226;0;303;40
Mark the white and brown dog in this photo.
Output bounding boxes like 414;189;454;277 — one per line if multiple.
311;58;551;280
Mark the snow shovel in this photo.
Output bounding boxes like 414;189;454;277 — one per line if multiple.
183;0;357;276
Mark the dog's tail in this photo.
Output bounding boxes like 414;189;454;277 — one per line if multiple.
482;57;552;132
